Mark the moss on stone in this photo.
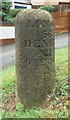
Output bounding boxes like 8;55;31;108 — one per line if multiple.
16;9;55;107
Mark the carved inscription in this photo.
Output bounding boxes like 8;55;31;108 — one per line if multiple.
24;21;53;66
25;40;32;47
24;37;49;48
26;19;47;27
24;38;52;66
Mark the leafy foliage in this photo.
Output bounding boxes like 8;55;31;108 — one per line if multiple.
0;2;12;14
9;9;21;17
0;1;20;23
0;1;12;22
4;14;16;23
0;11;7;21
39;5;57;12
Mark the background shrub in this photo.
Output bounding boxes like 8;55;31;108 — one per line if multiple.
4;15;15;23
9;9;21;17
39;5;58;12
0;2;21;23
40;5;55;12
0;11;7;21
0;2;12;14
0;9;21;23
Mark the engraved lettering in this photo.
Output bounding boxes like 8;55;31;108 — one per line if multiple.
26;19;41;27
42;39;48;46
40;49;51;56
34;40;40;47
33;58;39;66
25;40;32;47
25;58;31;65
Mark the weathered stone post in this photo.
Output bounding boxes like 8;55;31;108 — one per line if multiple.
15;9;55;107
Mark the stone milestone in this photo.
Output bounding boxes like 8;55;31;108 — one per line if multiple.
16;9;55;107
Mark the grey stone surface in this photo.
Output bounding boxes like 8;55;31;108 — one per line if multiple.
16;9;55;107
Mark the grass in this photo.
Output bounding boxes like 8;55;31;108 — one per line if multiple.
2;66;15;93
0;46;69;118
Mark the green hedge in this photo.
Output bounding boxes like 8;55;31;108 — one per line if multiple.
9;9;21;17
39;5;58;12
0;11;7;21
0;9;21;23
